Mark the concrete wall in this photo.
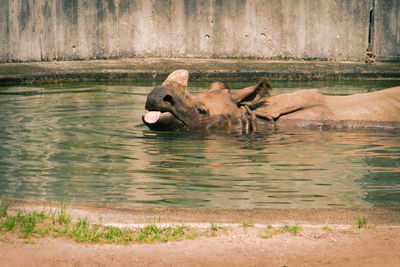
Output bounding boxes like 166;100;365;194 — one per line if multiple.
375;0;400;61
0;0;399;62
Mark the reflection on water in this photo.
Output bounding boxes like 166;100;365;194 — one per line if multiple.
0;80;399;208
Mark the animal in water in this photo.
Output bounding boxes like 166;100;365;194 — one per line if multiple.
143;70;400;133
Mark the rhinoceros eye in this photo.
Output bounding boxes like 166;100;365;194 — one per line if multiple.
197;107;207;115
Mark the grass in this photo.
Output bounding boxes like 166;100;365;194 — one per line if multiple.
0;201;201;245
135;224;189;243
355;215;368;229
260;224;303;239
185;232;199;239
4;216;16;231
58;202;72;225
242;221;254;229
282;224;302;235
322;225;333;231
20;212;38;238
0;200;8;217
322;217;333;231
209;222;228;236
210;222;228;232
355;215;376;229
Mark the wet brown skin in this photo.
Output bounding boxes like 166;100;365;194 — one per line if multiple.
143;70;400;132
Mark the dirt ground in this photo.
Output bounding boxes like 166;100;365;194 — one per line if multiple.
1;199;400;267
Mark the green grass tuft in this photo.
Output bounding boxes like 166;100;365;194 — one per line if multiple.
0;200;8;217
20;213;37;238
185;232;199;240
172;225;186;239
210;222;228;232
322;225;333;231
104;226;133;244
242;221;254;228
136;224;163;242
4;216;16;231
260;224;303;239
355;215;368;228
58;203;72;225
282;224;302;236
322;217;333;231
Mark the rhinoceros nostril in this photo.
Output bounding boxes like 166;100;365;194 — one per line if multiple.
163;95;175;106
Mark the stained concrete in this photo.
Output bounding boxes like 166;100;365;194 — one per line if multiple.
1;0;399;62
375;1;400;61
1;58;400;85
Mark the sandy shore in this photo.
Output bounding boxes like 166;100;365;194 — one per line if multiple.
1;198;400;266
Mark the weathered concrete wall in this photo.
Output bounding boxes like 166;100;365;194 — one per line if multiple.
375;0;400;61
0;0;398;62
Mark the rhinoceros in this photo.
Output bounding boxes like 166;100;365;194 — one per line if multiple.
143;70;400;133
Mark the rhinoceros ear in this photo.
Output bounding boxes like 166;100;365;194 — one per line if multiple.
162;70;189;87
231;79;273;104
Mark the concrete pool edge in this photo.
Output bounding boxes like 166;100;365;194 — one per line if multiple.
3;197;400;226
1;58;400;85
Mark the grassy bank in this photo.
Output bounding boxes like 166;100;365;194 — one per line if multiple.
0;199;385;246
0;201;200;244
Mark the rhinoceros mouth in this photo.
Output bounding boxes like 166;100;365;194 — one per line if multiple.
142;110;187;131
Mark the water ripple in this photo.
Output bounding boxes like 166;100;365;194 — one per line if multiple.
0;82;399;208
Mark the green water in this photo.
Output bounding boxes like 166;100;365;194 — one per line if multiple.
0;80;399;208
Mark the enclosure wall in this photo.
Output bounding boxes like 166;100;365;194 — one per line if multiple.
0;0;399;62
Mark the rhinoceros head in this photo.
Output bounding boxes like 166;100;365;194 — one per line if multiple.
142;70;271;132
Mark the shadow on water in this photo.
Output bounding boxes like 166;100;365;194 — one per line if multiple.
0;80;399;208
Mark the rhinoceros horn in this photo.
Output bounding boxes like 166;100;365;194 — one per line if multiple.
162;69;189;87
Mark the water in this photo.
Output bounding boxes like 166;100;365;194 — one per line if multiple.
0;80;399;208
